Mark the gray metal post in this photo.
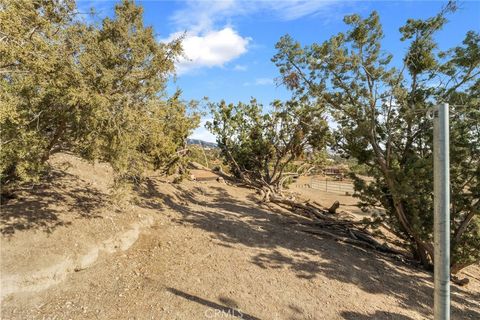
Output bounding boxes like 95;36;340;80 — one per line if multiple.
433;103;450;320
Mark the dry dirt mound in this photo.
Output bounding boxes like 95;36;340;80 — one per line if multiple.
1;153;479;319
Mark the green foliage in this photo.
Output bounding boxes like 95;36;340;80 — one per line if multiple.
1;0;198;185
187;145;222;170
1;0;78;183
273;5;480;271
206;98;329;192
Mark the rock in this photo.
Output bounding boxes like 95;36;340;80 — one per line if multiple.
216;176;225;184
452;275;470;286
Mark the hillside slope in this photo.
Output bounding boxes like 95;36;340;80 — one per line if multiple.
1;153;479;319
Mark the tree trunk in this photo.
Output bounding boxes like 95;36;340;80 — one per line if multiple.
412;240;434;269
451;257;479;275
328;201;340;214
379;161;435;267
41;121;66;163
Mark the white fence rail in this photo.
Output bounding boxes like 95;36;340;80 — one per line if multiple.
310;178;355;194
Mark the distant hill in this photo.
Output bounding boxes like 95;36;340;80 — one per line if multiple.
186;138;217;148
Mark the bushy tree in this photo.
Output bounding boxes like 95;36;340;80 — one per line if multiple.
1;0;198;186
1;0;78;183
206;98;329;198
72;1;197;181
272;3;479;272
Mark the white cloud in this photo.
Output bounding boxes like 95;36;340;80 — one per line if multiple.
170;0;337;30
170;0;239;34
243;77;273;86
255;78;273;85
166;0;340;74
190;119;217;143
175;28;250;74
233;64;247;71
270;1;337;21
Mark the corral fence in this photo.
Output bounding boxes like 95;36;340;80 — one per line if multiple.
309;178;355;194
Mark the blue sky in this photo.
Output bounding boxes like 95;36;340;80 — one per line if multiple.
79;0;480;142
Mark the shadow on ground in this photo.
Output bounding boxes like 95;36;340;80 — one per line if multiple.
138;177;480;320
0;169;105;236
167;287;261;320
341;310;414;320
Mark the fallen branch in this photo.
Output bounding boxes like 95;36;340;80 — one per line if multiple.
328;201;340;214
267;193;408;259
298;226;405;258
215;171;411;263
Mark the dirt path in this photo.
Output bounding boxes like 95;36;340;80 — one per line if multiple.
1;155;479;320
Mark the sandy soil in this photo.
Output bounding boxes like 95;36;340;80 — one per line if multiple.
1;153;479;320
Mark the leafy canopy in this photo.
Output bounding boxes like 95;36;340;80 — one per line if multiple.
207;98;329;194
1;0;198;185
273;4;479;271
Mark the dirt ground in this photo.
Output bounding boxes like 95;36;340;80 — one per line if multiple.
291;175;368;218
1;153;479;320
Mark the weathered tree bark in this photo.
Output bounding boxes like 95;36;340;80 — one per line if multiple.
453;202;479;245
451;275;469;286
41;121;67;163
451;258;480;275
379;159;434;267
298;226;405;258
219;167;415;265
328;201;340;214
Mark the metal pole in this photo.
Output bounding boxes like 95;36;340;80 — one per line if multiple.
433;103;450;320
